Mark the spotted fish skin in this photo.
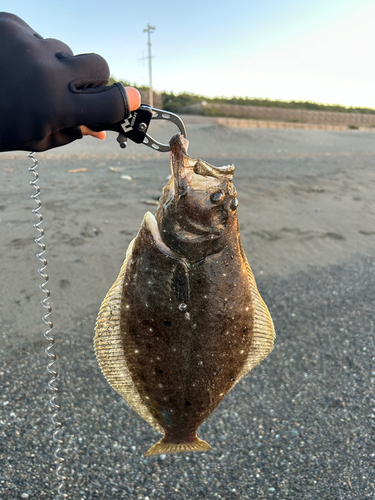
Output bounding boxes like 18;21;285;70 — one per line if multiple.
94;134;275;456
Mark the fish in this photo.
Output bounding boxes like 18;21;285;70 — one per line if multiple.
94;133;275;457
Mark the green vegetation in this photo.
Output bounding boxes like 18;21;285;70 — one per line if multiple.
109;77;375;114
108;77;149;92
161;92;209;112
161;91;375;114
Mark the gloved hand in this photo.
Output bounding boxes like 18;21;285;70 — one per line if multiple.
0;12;140;152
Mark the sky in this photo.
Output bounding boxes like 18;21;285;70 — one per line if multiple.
3;0;375;108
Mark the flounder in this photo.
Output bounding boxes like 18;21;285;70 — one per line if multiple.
94;134;275;457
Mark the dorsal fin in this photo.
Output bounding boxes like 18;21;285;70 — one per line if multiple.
236;245;276;381
94;235;164;435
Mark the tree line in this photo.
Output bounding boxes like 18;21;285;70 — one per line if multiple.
109;78;375;115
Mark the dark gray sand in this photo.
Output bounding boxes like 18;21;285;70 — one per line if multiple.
1;121;374;498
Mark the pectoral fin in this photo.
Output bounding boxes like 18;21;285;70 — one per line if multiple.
171;260;190;301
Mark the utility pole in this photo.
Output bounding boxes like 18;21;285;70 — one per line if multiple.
143;24;155;107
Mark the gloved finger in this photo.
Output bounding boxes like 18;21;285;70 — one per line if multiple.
8;13;75;55
10;127;83;152
43;37;74;57
70;82;130;126
0;12;35;34
59;52;110;89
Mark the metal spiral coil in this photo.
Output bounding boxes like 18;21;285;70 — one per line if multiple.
28;152;68;498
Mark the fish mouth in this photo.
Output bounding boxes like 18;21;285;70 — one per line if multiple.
169;137;223;238
156;134;235;260
169;134;194;197
169;133;235;189
170;133;189;156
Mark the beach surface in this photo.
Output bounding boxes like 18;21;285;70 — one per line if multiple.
1;119;374;499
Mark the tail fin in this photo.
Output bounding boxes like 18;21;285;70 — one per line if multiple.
144;436;212;457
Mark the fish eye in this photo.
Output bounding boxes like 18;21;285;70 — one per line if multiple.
230;198;239;210
210;190;225;203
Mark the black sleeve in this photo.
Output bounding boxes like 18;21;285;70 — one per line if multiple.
0;12;130;152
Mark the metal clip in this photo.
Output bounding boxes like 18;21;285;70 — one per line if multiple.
117;105;187;152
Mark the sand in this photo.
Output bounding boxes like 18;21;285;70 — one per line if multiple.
0;119;374;498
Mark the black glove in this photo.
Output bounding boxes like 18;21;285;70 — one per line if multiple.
0;12;130;152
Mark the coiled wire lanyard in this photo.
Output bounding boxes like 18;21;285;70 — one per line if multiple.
28;152;67;498
26;110;186;497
